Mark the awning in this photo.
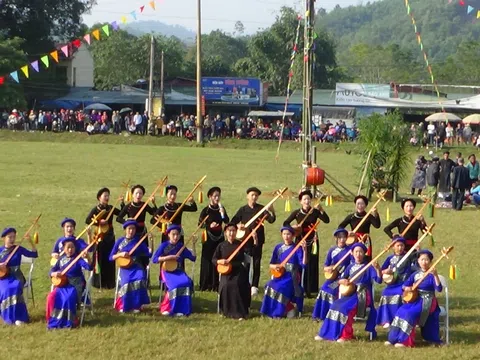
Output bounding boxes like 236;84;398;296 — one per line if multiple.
248;110;295;117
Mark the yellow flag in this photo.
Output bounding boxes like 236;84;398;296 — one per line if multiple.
92;29;100;40
149;0;156;10
50;50;59;63
21;65;29;78
121;16;127;24
386;206;390;221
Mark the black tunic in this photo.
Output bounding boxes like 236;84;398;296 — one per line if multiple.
85;203;123;289
338;211;381;234
438;158;455;193
116;201;157;233
283;207;330;298
198;205;230;291
231;203;276;246
150;201;198;227
384;215;427;251
213;240;251;319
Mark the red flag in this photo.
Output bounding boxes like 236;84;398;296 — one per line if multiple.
140;5;145;12
72;39;81;48
459;0;465;5
0;76;4;85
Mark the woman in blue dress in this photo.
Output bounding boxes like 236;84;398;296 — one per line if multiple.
376;235;415;329
312;228;351;321
110;219;151;313
47;237;92;329
0;227;38;325
260;226;306;318
385;249;443;348
315;242;381;342
51;218;89;259
153;224;196;317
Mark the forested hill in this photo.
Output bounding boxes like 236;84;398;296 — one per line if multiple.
317;0;480;61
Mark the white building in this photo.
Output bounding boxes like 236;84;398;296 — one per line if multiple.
58;44;94;88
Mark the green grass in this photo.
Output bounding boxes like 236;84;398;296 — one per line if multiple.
0;132;478;360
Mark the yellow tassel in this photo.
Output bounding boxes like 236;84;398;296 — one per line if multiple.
125;189;132;202
285;198;291;212
33;232;39;244
325;196;329;207
449;264;456;280
198;191;204;204
202;229;207;243
386;206;390;221
329;195;333;206
312;241;318;255
161;222;167;234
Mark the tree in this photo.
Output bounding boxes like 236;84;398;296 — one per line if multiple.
234;21;245;36
0;0;96;54
0;37;28;109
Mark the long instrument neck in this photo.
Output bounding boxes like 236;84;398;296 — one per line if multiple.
128;219;161;256
349;244;394;283
3;245;21;265
396;223;435;269
104;197;122;222
61;240;97;275
332;248;351;271
244;188;286;228
4;214;41;265
133;176;167;220
226;215;267;262
401;200;429;236
412;256;444;291
297;205;316;227
174;215;209;257
351;196;382;233
280;220;319;266
169;175;206;224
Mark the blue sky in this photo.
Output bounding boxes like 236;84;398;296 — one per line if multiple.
82;0;377;34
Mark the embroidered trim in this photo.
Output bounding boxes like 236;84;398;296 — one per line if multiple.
264;286;289;305
118;279;145;298
51;308;74;322
0;294;24;312
168;286;191;300
326;309;348;325
378;294;402;307
391;316;414;335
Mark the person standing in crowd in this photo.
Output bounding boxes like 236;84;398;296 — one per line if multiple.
438;151;455;194
466;154;480;187
410;155;427;196
426;157;440;203
231;187;276;296
451;158;470;211
426;121;436;147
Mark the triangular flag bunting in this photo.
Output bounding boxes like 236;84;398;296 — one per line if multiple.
84;34;91;45
50;50;59;62
72;39;81;48
0;76;4;85
140;5;145;12
130;11;137;20
149;1;155;10
468;5;474;14
31;60;39;72
459;0;465;6
21;65;29;78
477;10;480;18
121;16;127;24
102;24;110;36
111;21;119;30
41;55;49;68
61;45;69;57
92;29;100;40
10;71;19;83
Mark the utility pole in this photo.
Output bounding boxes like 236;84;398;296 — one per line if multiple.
196;0;203;143
160;50;165;117
302;0;315;188
148;34;155;120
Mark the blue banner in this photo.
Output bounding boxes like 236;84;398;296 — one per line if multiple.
201;77;262;105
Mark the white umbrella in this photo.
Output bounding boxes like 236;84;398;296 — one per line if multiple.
84;103;112;111
425;112;461;122
462;114;480;125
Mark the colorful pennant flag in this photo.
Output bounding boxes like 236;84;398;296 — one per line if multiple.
84;34;91;45
0;76;4;85
459;0;465;6
102;24;110;36
130;11;137;20
21;65;29;78
92;29;100;40
41;55;49;68
121;16;127;24
31;60;39;72
72;39;81;48
10;71;19;83
468;5;474;14
61;45;69;57
140;5;145;12
50;50;59;62
477;10;480;19
111;21;119;30
149;0;155;10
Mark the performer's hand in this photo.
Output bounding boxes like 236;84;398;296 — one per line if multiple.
324;266;333;272
373;261;380;270
403;286;413;292
210;222;218;229
237;222;245;230
267;204;275;214
218;259;228;265
431;268;438;277
382;269;393;275
292;224;300;229
51;271;61;278
150;195;156;204
187;196;194;204
120;251;129;258
418;215;424;222
300;239;307;250
372;207;378;216
52;253;59;259
339;279;349;286
147;233;153;240
99;219;107;225
82;252;88;259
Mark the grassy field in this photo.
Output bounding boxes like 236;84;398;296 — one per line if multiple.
0;131;478;360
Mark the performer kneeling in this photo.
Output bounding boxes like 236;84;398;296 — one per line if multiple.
315;243;381;342
377;235;413;329
153;224;196;317
312;228;351;321
47;237;92;329
213;223;251;320
386;249;443;348
0;227;38;326
260;226;306;318
110;220;151;313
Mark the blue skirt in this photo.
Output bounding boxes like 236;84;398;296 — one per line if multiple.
161;269;193;316
312;279;339;320
47;286;78;329
115;265;150;312
260;272;295;318
0;275;28;325
376;283;403;326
